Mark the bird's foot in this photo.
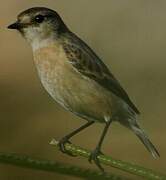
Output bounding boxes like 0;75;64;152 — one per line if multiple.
88;147;104;172
58;137;76;157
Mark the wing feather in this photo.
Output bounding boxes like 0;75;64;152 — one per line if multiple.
62;32;140;114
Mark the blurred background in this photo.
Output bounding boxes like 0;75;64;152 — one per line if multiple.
0;0;166;179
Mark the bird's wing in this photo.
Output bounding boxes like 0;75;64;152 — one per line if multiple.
62;33;140;114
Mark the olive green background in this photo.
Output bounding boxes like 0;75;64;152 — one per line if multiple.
0;0;165;179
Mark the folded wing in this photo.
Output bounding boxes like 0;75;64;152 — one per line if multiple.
62;32;140;115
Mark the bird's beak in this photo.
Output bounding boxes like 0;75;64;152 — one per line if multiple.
8;21;21;30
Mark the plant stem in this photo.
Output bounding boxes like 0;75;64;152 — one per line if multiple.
0;152;127;180
50;139;166;180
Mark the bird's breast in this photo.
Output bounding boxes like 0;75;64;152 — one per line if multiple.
33;44;72;108
33;44;115;122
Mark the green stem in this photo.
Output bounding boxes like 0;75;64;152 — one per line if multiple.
0;152;127;180
50;139;166;180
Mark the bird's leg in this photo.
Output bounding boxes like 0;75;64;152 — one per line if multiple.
58;121;94;156
89;119;112;172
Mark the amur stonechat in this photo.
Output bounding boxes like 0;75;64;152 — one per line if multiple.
8;7;159;171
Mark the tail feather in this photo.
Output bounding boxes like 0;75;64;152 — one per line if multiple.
131;124;160;158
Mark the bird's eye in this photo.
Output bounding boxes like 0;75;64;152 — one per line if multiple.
34;15;45;23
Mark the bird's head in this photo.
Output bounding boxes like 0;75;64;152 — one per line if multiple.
8;7;68;48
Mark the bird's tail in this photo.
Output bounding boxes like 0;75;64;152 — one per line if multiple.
130;122;160;158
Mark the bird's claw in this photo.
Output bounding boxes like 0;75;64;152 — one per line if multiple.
88;147;104;172
58;137;76;157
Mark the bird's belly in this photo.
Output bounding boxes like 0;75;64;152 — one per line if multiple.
36;61;115;122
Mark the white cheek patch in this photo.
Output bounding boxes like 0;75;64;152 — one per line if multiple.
22;23;55;51
24;27;39;42
24;26;48;50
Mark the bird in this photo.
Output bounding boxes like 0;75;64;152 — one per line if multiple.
8;7;160;171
